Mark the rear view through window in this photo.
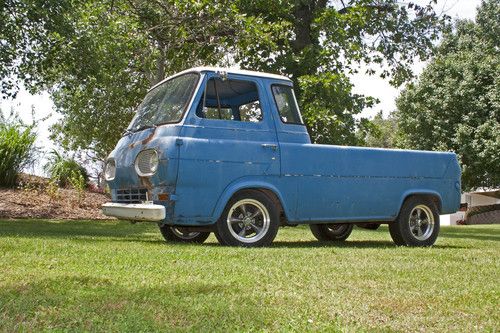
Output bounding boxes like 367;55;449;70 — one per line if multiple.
272;85;303;124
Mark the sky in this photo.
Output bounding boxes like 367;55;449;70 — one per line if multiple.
353;0;483;117
0;0;483;176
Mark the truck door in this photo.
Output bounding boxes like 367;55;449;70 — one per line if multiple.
173;73;280;222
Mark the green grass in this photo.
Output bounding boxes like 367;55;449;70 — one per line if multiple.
1;220;499;332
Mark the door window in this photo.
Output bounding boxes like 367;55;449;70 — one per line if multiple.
197;78;263;122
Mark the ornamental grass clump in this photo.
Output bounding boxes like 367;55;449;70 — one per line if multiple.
0;122;36;187
44;150;88;188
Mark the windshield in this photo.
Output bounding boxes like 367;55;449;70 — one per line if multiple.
128;73;199;132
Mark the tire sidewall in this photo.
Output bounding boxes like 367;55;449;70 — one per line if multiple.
310;223;354;241
159;225;210;244
393;197;440;246
215;190;279;247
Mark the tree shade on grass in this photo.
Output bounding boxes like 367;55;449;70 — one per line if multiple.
0;219;498;332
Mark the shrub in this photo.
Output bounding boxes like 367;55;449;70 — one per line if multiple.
68;170;86;206
44;150;88;188
0;121;37;187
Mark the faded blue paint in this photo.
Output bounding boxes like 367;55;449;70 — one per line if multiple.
106;68;461;225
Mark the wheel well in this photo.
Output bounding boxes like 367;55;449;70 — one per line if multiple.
231;188;286;221
402;193;442;214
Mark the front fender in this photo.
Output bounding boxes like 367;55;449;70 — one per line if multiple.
211;177;292;222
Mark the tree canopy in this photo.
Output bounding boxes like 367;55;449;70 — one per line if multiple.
396;0;499;190
1;0;448;160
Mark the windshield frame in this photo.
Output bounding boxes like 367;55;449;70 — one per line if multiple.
127;71;201;133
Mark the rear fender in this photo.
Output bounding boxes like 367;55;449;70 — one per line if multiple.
398;190;443;215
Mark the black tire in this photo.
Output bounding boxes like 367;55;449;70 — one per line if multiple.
159;225;210;244
357;223;381;230
214;190;279;247
310;223;354;241
389;196;440;247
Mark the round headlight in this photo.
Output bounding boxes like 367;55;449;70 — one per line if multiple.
135;149;159;177
104;159;116;181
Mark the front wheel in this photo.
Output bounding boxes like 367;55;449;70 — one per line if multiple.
214;190;279;247
310;223;354;241
389;197;440;246
159;225;210;244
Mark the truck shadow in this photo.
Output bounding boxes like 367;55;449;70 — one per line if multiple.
0;219;472;249
270;240;464;249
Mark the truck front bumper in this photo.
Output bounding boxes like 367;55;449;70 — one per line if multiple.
102;202;166;221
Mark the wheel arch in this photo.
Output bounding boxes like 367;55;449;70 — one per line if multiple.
398;190;443;216
211;179;289;223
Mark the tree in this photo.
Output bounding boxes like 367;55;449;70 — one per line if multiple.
235;0;446;144
396;0;500;190
2;0;448;160
361;111;398;148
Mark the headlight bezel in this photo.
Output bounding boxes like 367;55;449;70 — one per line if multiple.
135;149;159;177
104;159;116;181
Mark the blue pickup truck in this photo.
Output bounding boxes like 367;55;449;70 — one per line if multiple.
102;67;461;247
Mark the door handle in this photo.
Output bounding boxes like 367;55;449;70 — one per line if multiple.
261;143;278;151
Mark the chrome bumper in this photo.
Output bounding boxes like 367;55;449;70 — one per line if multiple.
102;202;166;221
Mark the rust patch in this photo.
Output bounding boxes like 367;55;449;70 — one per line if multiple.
128;127;157;148
139;176;153;190
141;127;157;145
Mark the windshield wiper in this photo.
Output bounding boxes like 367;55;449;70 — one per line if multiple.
125;124;158;135
123;129;133;136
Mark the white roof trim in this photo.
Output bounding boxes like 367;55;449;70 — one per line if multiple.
150;66;292;91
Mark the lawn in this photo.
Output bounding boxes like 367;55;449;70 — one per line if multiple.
0;219;498;332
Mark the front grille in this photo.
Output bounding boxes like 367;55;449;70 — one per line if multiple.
115;188;148;203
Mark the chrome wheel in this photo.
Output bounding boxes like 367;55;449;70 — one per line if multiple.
409;205;435;241
226;199;270;244
171;227;202;240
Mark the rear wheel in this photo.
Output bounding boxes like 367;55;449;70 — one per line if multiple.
159;226;210;244
389;197;440;246
310;223;353;241
214;190;279;247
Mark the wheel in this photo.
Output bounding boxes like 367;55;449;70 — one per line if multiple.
159;225;210;244
310;223;353;241
357;223;381;230
214;190;279;247
389;197;440;246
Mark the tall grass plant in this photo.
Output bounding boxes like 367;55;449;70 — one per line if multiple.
44;150;88;188
0;116;37;187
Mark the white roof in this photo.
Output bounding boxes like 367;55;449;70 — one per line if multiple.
152;66;291;90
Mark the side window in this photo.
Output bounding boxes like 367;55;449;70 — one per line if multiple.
239;100;263;122
197;78;263;123
204;107;233;120
272;85;303;124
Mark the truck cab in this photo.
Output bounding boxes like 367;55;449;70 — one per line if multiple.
102;67;461;247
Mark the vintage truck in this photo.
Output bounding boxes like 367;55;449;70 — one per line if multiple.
102;67;461;247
